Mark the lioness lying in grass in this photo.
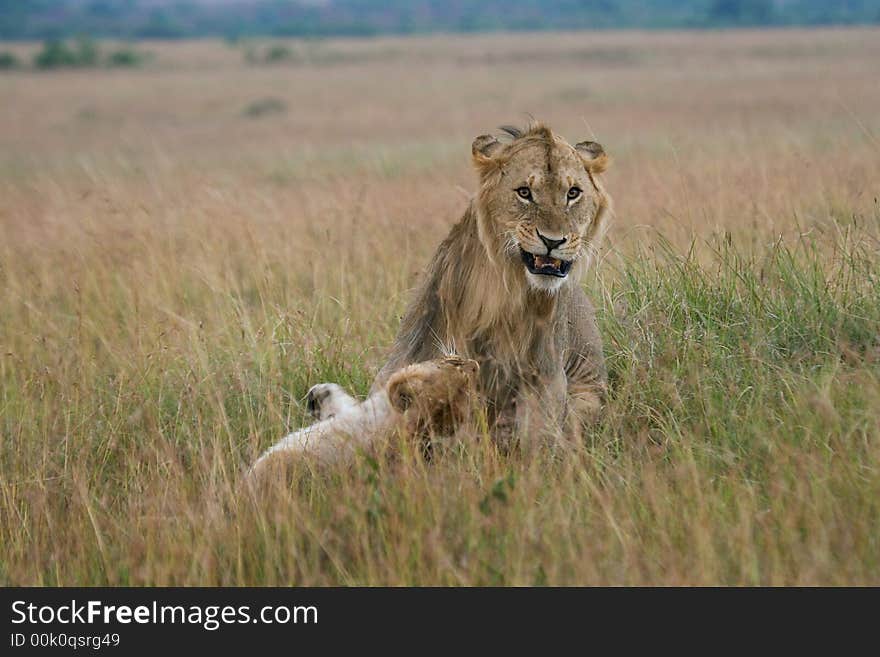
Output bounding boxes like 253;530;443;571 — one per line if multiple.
249;356;479;478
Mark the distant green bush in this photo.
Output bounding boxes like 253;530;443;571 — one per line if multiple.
33;40;81;68
33;39;149;70
106;47;147;68
33;37;100;68
242;97;288;118
243;42;300;65
265;44;296;63
0;52;19;70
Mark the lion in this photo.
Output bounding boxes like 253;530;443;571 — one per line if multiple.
308;121;612;450
248;355;479;478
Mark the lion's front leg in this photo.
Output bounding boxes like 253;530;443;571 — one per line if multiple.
564;382;607;444
511;371;567;452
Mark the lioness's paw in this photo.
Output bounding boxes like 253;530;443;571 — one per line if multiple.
306;383;356;420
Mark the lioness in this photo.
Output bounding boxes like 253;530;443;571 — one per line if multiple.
311;122;611;449
250;356;479;474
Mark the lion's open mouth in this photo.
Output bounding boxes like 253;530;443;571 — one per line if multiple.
520;249;572;278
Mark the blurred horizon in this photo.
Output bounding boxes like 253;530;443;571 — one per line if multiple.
3;0;880;41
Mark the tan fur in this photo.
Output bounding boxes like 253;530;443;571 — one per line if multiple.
249;356;479;479
387;355;480;438
376;122;612;446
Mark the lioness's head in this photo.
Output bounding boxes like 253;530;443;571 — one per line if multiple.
472;122;612;293
386;355;480;435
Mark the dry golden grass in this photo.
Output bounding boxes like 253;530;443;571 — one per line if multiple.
1;28;879;585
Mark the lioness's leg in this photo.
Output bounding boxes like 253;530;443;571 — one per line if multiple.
306;383;358;420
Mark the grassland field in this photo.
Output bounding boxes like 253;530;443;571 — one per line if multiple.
1;28;879;585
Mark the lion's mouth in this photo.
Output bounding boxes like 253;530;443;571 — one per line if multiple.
520;249;572;278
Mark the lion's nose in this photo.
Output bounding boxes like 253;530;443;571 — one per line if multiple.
536;231;567;253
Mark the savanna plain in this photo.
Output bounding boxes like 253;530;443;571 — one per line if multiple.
1;29;879;585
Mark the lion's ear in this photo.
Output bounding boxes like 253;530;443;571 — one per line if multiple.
472;134;504;173
575;140;610;174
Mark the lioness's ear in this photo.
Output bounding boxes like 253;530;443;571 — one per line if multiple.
461;359;479;377
575;140;610;174
387;378;414;413
472;134;504;173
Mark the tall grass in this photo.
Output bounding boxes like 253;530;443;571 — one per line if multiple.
2;207;877;584
1;29;879;585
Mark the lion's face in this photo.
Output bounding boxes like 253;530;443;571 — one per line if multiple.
472;125;611;293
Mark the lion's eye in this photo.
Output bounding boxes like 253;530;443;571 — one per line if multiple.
567;187;582;200
515;187;532;201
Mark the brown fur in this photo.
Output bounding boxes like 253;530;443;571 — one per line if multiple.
375;122;612;447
